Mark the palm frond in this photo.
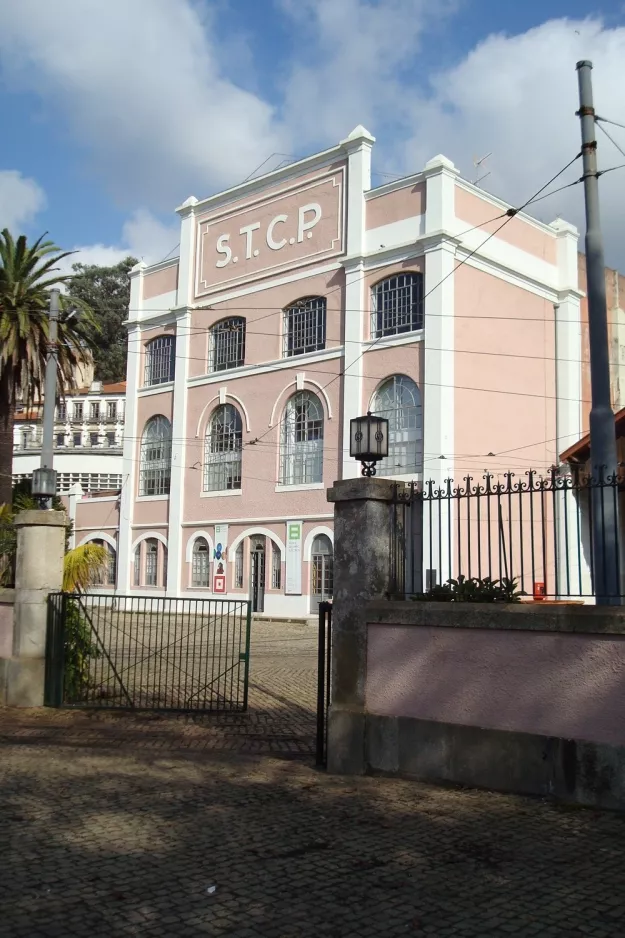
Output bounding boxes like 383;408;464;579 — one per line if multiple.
63;543;108;593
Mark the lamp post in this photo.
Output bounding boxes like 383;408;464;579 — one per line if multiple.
350;412;389;476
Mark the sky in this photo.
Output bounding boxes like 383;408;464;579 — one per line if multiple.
1;0;625;270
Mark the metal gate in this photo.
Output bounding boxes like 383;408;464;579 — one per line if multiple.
315;601;332;767
45;593;251;712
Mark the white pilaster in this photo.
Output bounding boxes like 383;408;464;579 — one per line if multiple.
66;483;83;549
166;308;191;597
176;196;198;308
550;217;591;597
117;262;146;593
339;125;375;480
421;155;459;584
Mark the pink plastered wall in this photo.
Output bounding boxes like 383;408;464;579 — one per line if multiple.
367;623;625;747
366;182;426;230
455;186;557;264
195;159;347;299
75;498;120;532
362;343;424;414
453;265;557;474
187;268;345;378
142;264;179;300
183;363;342;523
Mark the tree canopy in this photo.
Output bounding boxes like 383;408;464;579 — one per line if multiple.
68;256;137;384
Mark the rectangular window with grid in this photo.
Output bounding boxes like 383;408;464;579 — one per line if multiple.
90;402;100;421
371;273;424;339
56;433;65;448
73;402;83;421
89;432;99;447
57;402;67;421
208;318;245;372
283;297;326;357
234;543;244;589
144;336;175;386
73;432;82;447
107;401;117;421
271;543;281;590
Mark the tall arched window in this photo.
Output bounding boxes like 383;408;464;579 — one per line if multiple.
234;542;244;589
204;404;242;492
283;296;326;357
139;415;172;496
90;539;117;586
371;273;424;339
192;537;210;587
280;391;324;485
372;375;423;476
208;318;246;372
311;534;333;610
145;538;158;586
144;335;175;386
133;543;141;586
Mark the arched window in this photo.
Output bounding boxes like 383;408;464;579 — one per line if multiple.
133;543;141;586
192;537;210;587
139;415;172;496
204;404;242;492
271;542;282;590
234;542;244;589
371;273;424;339
280;391;324;485
145;538;158;586
372;375;423;476
90;539;117;586
283;296;326;357
208;318;246;372
144;335;175;386
311;534;333;609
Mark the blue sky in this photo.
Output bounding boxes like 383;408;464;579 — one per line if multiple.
1;0;625;268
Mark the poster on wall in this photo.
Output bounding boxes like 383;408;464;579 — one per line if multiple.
285;520;302;595
213;524;229;593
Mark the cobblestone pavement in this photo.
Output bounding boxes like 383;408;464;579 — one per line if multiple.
0;619;319;757
2;620;625;937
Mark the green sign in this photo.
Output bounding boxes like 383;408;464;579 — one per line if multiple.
288;523;301;541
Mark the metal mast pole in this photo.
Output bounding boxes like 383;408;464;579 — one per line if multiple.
576;60;621;603
39;287;60;508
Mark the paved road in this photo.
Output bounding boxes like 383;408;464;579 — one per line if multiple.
2;620;625;937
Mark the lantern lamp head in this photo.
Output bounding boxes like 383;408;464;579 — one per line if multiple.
31;467;57;506
350;412;389;477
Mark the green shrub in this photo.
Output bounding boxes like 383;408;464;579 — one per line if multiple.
412;575;524;603
63;599;101;703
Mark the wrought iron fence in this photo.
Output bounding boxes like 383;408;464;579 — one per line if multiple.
390;468;625;601
45;593;251;711
316;601;332;768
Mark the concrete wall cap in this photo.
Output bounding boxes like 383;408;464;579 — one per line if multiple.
13;510;67;528
328;477;405;504
367;599;625;635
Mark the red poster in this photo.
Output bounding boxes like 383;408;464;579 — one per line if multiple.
213;574;226;594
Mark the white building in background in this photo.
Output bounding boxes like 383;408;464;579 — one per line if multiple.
13;380;126;494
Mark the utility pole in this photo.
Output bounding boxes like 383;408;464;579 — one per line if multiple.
576;60;621;604
34;288;60;509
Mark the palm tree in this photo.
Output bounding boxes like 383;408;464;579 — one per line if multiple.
0;229;98;505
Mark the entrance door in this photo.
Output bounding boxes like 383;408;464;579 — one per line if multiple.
311;534;333;612
251;539;266;613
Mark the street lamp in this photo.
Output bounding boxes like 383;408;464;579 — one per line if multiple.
350;412;389;477
31;467;57;509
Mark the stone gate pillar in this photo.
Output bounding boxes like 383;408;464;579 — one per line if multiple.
326;478;399;774
5;510;65;706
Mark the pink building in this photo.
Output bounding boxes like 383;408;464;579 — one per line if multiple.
74;126;584;616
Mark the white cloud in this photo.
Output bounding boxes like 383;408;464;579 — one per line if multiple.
0;170;46;231
58;210;180;274
279;0;457;145
402;18;625;267
0;0;287;208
